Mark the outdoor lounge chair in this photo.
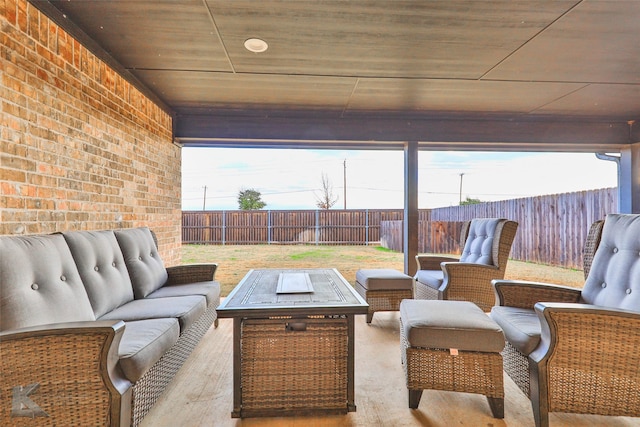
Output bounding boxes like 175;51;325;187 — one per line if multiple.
414;218;518;312
490;213;640;427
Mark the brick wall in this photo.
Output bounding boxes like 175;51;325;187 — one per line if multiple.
1;0;182;265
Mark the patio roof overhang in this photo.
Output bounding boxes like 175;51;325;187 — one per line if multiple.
31;0;640;274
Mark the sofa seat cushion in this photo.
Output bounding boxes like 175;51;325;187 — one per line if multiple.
414;269;444;290
114;227;168;299
400;299;504;353
62;230;134;318
147;281;221;307
489;306;541;355
0;234;95;330
99;295;206;332
118;318;180;382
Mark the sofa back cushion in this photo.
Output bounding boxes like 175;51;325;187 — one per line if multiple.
459;218;501;265
114;227;168;299
0;234;95;331
63;230;135;318
581;214;640;311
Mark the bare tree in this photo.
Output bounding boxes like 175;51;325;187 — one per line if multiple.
315;172;338;209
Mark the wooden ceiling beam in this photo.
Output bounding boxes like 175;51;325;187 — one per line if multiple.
175;113;631;152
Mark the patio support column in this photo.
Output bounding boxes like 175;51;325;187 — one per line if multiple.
619;141;640;214
404;141;419;276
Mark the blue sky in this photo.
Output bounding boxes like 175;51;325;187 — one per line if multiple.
181;148;618;211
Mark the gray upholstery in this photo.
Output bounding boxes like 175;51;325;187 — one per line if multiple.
492;214;640;357
581;213;640;309
489;306;541;355
400;299;505;353
355;269;413;290
62;230;134;318
115;227;168;299
459;218;501;264
0;234;95;330
147;281;220;307
99;295;206;332
414;269;444;290
118;318;180;382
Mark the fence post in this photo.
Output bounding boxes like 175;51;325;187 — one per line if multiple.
315;210;320;246
365;209;369;245
222;210;226;246
268;210;272;245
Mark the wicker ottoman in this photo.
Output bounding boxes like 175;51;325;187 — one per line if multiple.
399;299;505;418
355;269;414;323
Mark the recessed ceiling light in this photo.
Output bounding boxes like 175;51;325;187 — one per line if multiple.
244;38;268;53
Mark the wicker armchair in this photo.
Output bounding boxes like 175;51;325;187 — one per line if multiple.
490;214;640;427
414;218;518;312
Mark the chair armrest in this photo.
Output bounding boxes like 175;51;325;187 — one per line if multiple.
415;255;459;271
492;279;581;309
440;262;501;311
165;263;218;285
529;302;640;416
0;321;131;426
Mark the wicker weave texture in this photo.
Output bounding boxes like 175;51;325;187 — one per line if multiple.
546;311;640;416
582;219;604;279
413;282;440;300
355;281;413;320
494;282;581;309
400;320;503;399
0;333;114;427
414;219;518;313
131;304;217;426
240;317;348;412
501;341;530;396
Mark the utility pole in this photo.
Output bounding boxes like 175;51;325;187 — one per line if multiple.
343;159;347;209
202;185;207;210
459;173;464;205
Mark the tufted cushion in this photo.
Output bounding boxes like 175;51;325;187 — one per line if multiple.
581;214;640;311
459;218;502;265
0;234;95;331
114;227;168;299
63;230;134;317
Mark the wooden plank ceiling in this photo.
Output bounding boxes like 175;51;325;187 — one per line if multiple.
39;0;640;151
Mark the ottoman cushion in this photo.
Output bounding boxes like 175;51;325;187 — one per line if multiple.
356;269;413;291
400;300;504;353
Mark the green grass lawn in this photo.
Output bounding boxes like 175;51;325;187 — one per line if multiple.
181;244;584;297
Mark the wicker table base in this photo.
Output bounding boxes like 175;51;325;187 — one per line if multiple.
217;269;368;418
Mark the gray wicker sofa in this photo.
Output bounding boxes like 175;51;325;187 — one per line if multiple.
0;227;220;427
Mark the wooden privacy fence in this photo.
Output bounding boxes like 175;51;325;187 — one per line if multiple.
381;188;617;269
182;209;426;245
182;187;616;269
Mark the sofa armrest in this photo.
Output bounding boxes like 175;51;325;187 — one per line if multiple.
492;279;581;309
0;320;131;426
415;255;459;271
165;263;218;285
